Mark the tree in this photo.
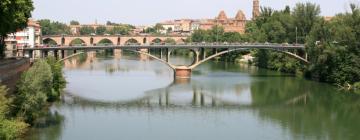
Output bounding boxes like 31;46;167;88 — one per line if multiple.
46;57;66;102
96;26;107;35
13;60;53;123
0;0;34;58
79;26;95;35
38;19;71;35
223;32;242;43
167;27;173;33
70;20;80;25
107;26;130;35
293;2;321;43
305;4;360;85
154;23;164;32
0;85;28;140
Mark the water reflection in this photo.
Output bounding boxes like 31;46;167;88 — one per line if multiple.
26;51;360;140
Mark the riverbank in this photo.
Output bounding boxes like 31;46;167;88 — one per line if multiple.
0;58;31;93
0;57;66;139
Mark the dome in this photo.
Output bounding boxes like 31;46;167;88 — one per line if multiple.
235;10;246;20
217;10;228;20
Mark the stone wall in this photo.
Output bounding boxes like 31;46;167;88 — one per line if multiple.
0;58;30;93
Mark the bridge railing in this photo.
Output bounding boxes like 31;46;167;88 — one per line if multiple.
38;42;304;48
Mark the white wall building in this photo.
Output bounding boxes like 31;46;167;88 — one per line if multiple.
5;19;41;57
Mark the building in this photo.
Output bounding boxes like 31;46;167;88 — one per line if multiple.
214;10;247;33
5;19;41;57
159;0;260;34
159;19;193;34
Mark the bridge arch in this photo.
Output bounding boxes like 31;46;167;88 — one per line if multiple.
69;38;86;46
125;38;139;44
43;38;58;45
97;38;114;45
189;48;309;69
168;48;198;66
151;38;162;43
123;49;176;69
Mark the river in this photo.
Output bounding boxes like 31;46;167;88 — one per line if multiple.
26;50;360;140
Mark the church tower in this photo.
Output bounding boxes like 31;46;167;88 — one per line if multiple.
252;0;260;20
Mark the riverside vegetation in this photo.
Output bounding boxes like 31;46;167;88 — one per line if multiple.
189;3;360;91
0;57;66;140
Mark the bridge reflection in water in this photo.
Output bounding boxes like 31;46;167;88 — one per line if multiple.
26;51;360;140
62;50;309;108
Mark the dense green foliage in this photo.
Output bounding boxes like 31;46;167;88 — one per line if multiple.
12;57;66;123
191;25;247;43
0;0;34;58
106;25;132;35
96;26;107;35
38;19;71;35
70;20;80;25
143;23;164;34
79;26;95;35
46;57;66;101
190;3;359;87
249;3;360;87
305;4;360;86
13;60;53;123
190;26;248;61
0;85;28;140
0;57;65;139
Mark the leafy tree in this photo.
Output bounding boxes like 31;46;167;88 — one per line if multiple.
79;26;95;35
96;26;107;35
107;26;130;35
0;85;28;140
0;0;34;58
293;2;321;43
69;38;85;46
167;27;173;33
46;57;66;102
143;27;157;34
13;60;53;123
154;23;164;32
38;19;71;35
223;32;243;43
70;20;80;25
305;4;360;85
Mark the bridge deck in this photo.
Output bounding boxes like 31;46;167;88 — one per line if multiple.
22;44;305;51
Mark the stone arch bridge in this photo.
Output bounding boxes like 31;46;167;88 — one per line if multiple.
21;44;308;79
42;35;187;46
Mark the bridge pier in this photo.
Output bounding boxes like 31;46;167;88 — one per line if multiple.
174;67;192;79
41;50;48;58
61;50;65;59
54;50;59;59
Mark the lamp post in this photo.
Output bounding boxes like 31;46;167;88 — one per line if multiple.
296;27;298;44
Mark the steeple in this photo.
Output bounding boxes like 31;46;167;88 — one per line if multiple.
235;10;246;20
217;10;228;20
252;0;260;20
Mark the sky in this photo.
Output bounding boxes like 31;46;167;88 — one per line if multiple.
32;0;358;25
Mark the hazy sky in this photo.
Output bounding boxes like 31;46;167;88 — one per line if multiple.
32;0;357;25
